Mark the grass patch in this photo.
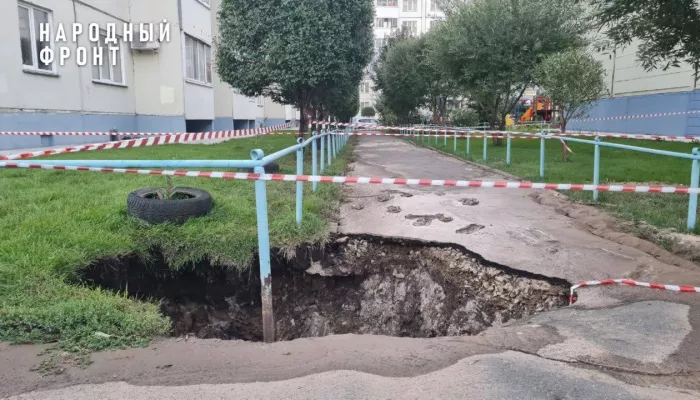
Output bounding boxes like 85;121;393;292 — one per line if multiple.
408;134;699;233
0;136;352;351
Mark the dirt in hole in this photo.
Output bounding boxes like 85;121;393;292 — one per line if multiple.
75;235;570;342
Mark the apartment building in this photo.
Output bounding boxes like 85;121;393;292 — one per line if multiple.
0;0;289;151
358;0;445;114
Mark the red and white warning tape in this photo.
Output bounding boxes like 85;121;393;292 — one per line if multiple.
312;122;700;143
2;161;698;194
0;123;293;137
570;109;700;123
0;123;295;161
570;279;700;305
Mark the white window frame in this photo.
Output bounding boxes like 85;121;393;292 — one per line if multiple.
402;20;418;35
360;81;371;93
92;32;126;86
185;34;213;86
376;18;398;28
196;0;211;8
18;2;56;74
430;0;441;12
256;96;264;107
402;0;417;12
376;0;398;7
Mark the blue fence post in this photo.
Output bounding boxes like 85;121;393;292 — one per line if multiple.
251;149;274;343
296;137;304;226
453;132;457;153
539;131;545;179
483;132;488;161
506;133;511;166
593;137;601;201
312;132;318;193
328;132;332;166
444;130;447;147
467;132;471;156
688;147;700;231
320;132;325;173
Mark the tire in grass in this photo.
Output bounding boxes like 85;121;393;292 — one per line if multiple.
241;162;280;174
127;187;213;224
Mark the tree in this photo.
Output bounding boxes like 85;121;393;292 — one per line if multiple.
450;108;480;127
361;107;376;117
536;49;608;161
216;0;374;135
329;88;360;123
536;50;608;133
372;36;429;124
585;0;700;79
432;0;588;130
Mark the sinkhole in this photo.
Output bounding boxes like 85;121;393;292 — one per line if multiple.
76;235;570;342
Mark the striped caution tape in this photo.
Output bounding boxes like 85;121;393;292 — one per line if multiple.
2;161;698;195
570;109;700;123
0;124;298;161
569;279;700;305
0;123;293;137
312;122;700;143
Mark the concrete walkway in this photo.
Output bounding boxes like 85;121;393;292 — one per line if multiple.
4;136;700;399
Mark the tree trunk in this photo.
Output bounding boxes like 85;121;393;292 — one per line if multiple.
560;119;568;162
298;106;309;138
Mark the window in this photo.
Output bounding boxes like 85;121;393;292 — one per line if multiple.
402;0;417;12
360;102;371;110
91;33;124;85
196;0;210;7
430;0;441;12
376;0;398;6
360;81;371;93
402;20;418;35
17;3;55;73
256;96;264;107
185;35;212;85
375;18;398;28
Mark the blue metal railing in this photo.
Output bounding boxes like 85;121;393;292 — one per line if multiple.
29;129;350;343
408;128;700;231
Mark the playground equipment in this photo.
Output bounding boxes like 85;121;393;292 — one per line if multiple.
519;96;554;123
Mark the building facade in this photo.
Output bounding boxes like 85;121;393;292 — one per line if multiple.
358;0;445;115
0;0;292;150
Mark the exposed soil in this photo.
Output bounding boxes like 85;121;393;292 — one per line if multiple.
75;235;570;342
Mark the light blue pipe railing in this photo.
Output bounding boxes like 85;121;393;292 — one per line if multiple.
410;127;700;231
30;129;349;344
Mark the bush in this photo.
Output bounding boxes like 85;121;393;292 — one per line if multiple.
450;108;480;127
361;106;376;117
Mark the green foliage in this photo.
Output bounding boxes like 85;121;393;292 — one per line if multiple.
450;108;480;127
0;136;353;351
361;107;376;117
216;0;374;130
432;0;588;129
373;36;428;123
586;0;700;76
328;86;360;123
536;49;608;129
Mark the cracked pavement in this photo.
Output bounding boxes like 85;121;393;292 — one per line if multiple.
4;136;700;399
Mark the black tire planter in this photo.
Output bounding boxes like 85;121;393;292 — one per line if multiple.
241;162;280;174
127;187;213;224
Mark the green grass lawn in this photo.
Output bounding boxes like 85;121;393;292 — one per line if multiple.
0;136;351;351
408;134;699;234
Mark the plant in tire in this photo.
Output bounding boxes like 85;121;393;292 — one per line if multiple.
127;177;213;224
